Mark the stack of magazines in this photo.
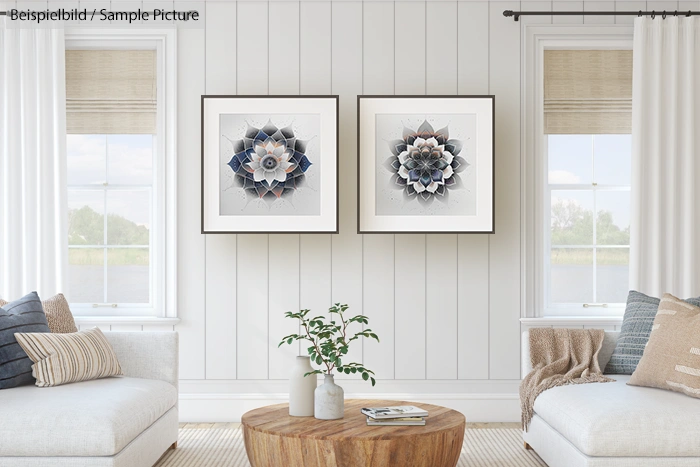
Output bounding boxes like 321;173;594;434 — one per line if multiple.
361;405;428;426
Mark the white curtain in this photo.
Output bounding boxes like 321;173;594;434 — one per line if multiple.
631;17;700;297
0;25;68;300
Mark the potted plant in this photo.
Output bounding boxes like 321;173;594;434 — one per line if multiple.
279;303;379;420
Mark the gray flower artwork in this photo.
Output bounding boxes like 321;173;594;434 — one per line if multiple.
375;115;476;216
219;114;320;216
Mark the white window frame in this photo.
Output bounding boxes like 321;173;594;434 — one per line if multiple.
65;29;177;320
521;25;632;319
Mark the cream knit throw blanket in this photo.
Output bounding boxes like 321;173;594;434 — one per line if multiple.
520;328;614;431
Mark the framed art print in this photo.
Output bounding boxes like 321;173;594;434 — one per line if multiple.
202;95;338;233
357;96;495;233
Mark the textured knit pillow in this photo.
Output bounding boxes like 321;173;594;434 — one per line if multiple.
604;291;700;374
628;294;700;398
0;292;51;389
0;293;77;334
14;327;123;387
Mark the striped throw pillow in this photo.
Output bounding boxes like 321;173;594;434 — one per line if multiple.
14;327;123;387
0;293;77;334
0;292;51;389
629;294;700;399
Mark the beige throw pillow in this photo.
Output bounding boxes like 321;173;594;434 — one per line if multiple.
629;293;700;398
0;293;77;333
14;327;123;387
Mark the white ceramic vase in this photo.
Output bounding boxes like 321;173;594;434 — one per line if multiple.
314;374;344;420
289;356;316;417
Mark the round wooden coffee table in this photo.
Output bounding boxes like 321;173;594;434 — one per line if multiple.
241;399;465;467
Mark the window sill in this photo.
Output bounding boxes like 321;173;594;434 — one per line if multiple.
74;316;181;326
520;316;622;327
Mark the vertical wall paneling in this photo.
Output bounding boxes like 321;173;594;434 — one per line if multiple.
237;2;269;95
394;2;427;95
583;1;614;24
298;1;334;372
268;1;302;380
204;1;238;381
552;1;584;24
426;235;459;379
392;1;427;380
362;2;396;380
425;2;458;380
175;8;207;379
300;2;332;94
236;235;269;379
393;234;426;380
488;1;521;380
456;1;490;380
331;2;364;379
426;2;458;95
615;1;647;24
236;1;270;380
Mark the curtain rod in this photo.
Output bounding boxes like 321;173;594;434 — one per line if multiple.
504;10;700;21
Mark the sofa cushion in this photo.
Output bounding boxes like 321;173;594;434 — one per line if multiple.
0;292;51;390
0;376;177;456
605;291;700;374
533;375;700;457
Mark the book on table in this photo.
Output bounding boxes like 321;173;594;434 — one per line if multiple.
361;405;429;420
366;417;426;426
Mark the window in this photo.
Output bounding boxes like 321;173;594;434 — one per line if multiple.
522;36;635;317
546;134;631;312
65;31;176;318
67;134;154;309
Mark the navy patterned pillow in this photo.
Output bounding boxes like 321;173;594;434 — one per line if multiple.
605;290;700;374
0;292;50;389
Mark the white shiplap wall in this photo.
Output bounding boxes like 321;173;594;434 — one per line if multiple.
86;0;691;422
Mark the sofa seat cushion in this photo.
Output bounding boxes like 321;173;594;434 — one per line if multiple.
0;377;177;457
534;375;700;457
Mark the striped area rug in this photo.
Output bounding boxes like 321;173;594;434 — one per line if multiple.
156;425;546;467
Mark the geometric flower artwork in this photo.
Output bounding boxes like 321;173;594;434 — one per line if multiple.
202;96;338;233
224;119;314;204
385;120;468;202
358;96;494;233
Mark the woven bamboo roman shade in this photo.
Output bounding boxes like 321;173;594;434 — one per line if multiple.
544;50;632;134
66;50;156;134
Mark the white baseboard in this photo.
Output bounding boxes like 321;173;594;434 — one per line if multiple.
178;392;520;423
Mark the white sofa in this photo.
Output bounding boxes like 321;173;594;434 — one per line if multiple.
522;330;700;466
0;332;179;467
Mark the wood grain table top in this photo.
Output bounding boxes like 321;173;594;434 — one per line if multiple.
241;399;466;441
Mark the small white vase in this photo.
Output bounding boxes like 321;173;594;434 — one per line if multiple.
314;374;344;420
289;356;316;417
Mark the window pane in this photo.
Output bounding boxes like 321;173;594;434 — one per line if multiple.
596;248;629;303
107;248;149;304
548;135;592;184
594;135;631;186
551;190;593;245
106;191;151;245
67;135;106;185
68;190;104;245
551;248;593;303
596;191;630;245
68;248;104;303
107;135;154;185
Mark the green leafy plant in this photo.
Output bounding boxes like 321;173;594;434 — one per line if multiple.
278;303;379;386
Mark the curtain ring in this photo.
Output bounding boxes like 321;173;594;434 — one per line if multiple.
674;10;678;17
651;10;656;19
638;10;643;17
662;11;667;19
687;10;692;17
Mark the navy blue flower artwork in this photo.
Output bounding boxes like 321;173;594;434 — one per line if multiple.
385;120;469;202
225;119;313;202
